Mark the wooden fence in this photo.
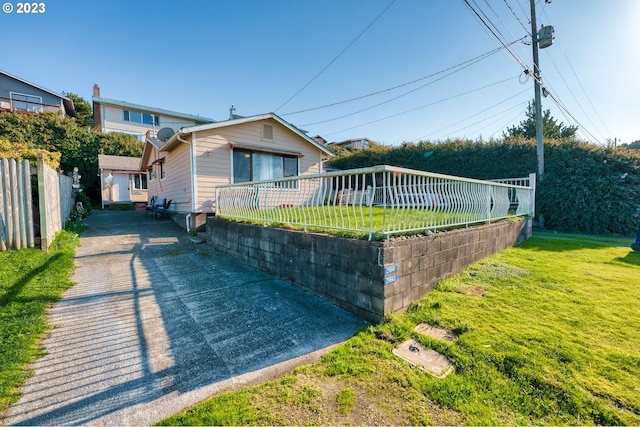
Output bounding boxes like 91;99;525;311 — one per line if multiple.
0;153;73;251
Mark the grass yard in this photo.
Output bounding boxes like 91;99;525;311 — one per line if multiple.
224;205;501;240
158;232;640;426
0;231;79;418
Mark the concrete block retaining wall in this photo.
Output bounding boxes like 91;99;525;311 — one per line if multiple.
205;218;532;323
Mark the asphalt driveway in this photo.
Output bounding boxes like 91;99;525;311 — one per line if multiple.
5;210;367;426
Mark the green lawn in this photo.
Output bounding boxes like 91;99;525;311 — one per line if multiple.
223;205;502;240
0;231;79;417
158;232;640;426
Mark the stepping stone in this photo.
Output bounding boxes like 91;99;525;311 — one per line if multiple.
392;339;454;378
414;323;457;342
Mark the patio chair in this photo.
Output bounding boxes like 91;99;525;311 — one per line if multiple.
145;196;155;217
154;198;172;219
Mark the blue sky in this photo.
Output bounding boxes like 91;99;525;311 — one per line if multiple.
1;0;638;146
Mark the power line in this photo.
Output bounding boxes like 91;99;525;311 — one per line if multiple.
502;0;530;34
538;3;612;140
542;51;607;140
463;0;529;72
462;0;545;90
481;0;534;68
322;76;520;137
281;41;517;117
274;0;396;112
470;2;600;146
561;50;614;137
514;0;531;25
458;102;528;140
487;105;530;138
415;88;529;140
300;57;517;127
543;85;601;143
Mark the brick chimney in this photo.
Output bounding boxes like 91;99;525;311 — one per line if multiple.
92;84;102;130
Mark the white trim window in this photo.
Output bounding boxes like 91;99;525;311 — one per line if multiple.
132;173;148;190
232;149;298;183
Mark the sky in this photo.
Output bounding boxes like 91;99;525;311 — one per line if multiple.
1;0;639;146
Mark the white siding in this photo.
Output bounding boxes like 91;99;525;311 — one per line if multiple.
100;169;148;206
144;143;193;215
144;146;163;199
101;105;200;139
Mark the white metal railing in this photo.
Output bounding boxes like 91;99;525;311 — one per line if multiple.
215;165;536;240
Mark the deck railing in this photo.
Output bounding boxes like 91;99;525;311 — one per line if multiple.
215;165;535;240
0;96;63;114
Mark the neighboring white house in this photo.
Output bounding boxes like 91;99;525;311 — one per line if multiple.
97;154;148;208
329;137;373;150
141;112;334;230
91;84;215;141
0;70;76;118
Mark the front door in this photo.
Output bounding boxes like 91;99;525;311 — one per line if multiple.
111;174;131;202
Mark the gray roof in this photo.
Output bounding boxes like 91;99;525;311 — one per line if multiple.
98;154;141;171
169;112;333;157
93;96;215;124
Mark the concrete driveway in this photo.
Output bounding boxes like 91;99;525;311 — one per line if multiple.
5;210;367;426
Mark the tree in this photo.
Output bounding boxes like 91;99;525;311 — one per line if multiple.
0;111;143;202
621;140;640;150
503;101;578;139
64;92;92;129
95;132;143;157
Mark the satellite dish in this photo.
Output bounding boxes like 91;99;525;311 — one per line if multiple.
157;127;175;142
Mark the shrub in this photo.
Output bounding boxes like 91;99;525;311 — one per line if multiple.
327;138;640;235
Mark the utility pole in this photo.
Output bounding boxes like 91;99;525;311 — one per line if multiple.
530;0;544;180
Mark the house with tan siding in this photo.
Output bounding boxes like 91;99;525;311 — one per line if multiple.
98;154;148;208
92;84;215;141
141;112;333;230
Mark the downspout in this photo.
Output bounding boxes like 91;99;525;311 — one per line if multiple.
99;168;104;209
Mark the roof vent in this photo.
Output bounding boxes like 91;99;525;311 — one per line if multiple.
262;124;274;141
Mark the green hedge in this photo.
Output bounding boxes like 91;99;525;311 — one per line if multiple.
0;112;143;203
327;138;640;235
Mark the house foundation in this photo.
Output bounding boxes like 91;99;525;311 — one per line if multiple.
205;218;533;323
